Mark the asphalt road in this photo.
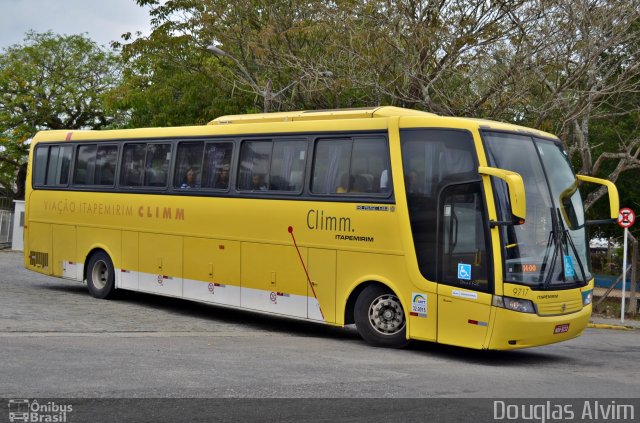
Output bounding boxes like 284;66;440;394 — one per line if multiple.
1;250;639;400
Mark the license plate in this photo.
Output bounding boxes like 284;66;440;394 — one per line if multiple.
554;324;570;334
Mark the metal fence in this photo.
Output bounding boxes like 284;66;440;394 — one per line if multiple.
0;209;13;247
0;197;12;210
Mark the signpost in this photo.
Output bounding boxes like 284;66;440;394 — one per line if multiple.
617;208;635;323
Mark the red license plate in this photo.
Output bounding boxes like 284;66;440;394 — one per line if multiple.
554;324;570;334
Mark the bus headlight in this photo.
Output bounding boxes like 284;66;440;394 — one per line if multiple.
582;290;593;306
492;295;536;314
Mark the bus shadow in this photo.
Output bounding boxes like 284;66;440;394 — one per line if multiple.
40;284;572;363
118;288;363;341
39;282;87;294
41;283;359;340
405;340;571;366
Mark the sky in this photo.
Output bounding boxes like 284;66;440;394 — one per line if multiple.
0;0;154;50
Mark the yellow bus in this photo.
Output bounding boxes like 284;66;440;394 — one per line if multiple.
24;106;619;350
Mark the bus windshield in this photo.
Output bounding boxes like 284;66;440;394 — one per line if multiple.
484;132;591;289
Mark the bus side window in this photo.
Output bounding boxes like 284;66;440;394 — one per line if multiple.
73;145;97;185
311;139;351;194
440;182;489;291
144;144;172;187
120;144;146;187
351;138;389;193
94;145;118;186
46;145;72;186
311;137;390;195
34;145;72;187
238;141;272;191
201;142;233;190
72;144;117;186
380;169;390;193
174;142;204;189
401;129;481;285
33;146;49;186
270;140;306;191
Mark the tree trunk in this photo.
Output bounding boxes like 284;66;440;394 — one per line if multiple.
15;163;27;201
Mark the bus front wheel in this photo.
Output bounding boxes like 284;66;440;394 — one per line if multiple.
86;251;115;299
354;285;409;348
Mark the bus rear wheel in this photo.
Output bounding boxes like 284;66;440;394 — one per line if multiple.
86;251;115;299
354;285;409;348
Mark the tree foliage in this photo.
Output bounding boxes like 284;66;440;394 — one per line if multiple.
121;0;640;212
117;0;360;117
0;31;121;199
2;1;639;222
108;25;249;127
511;0;640;211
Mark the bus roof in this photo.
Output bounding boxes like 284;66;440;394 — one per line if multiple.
208;106;435;125
31;106;557;142
208;106;557;139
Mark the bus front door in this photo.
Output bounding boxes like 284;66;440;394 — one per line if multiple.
436;182;493;349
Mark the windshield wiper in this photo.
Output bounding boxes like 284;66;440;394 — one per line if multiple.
539;208;561;288
559;208;588;284
539;208;587;288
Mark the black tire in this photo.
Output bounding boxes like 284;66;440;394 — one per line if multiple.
354;285;410;348
86;251;115;299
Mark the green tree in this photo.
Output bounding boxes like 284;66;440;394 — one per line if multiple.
509;0;640;212
124;0;639;217
331;0;640;216
333;0;532;116
0;31;121;199
109;25;253;127
122;0;350;114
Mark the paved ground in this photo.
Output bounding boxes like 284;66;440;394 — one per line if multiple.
1;250;639;399
590;315;640;329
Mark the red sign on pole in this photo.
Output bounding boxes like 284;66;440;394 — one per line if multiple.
617;208;635;228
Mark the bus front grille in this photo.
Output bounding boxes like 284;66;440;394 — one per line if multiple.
536;299;582;316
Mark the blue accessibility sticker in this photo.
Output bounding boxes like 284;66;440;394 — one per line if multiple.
564;255;575;278
457;263;472;280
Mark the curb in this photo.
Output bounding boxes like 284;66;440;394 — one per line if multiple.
587;323;635;331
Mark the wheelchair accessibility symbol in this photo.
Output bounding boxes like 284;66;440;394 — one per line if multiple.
563;255;575;278
457;263;472;280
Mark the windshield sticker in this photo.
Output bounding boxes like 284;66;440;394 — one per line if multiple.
410;293;427;317
457;263;472;280
563;256;575;278
452;289;478;300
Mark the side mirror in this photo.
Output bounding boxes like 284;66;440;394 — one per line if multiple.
558;180;581;229
478;166;526;226
576;175;620;224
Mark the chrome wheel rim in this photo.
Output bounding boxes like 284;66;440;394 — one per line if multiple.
91;260;109;290
368;294;405;335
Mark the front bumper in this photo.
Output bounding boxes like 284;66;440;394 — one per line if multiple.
487;303;591;350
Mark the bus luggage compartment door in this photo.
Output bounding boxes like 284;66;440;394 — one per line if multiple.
138;233;183;297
